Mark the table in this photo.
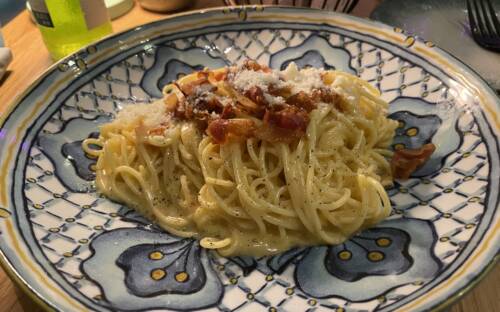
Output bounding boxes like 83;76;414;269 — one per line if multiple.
0;2;498;311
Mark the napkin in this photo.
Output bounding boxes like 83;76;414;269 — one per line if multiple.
0;27;12;81
0;47;12;80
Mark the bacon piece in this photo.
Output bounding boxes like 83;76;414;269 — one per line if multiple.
244;86;268;107
148;125;168;136
214;70;228;81
194;96;224;115
257;108;309;143
268;84;292;98
178;72;210;96
207;118;256;144
242;59;271;73
286;91;316;112
221;105;237;119
391;143;436;179
312;88;340;105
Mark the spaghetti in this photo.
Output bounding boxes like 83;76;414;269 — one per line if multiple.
83;61;399;256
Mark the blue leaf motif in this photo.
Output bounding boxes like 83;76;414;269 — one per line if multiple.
227;256;257;276
267;248;307;274
325;228;412;282
117;240;206;297
61;131;99;181
141;46;228;98
389;97;461;176
269;35;356;73
295;218;441;301
389;111;441;150
38;116;111;192
82;228;223;311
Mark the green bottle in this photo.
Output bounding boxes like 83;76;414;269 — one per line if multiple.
28;0;113;60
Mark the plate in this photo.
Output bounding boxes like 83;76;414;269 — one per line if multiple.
0;6;498;311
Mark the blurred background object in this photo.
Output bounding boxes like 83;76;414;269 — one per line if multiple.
0;0;25;24
138;0;194;12
106;0;135;19
224;0;382;18
371;0;500;91
225;0;360;13
0;13;13;82
28;0;113;60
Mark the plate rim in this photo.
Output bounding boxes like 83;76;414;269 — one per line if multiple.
0;5;498;312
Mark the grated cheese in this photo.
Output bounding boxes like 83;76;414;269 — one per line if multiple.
233;69;283;92
281;62;325;94
114;101;169;128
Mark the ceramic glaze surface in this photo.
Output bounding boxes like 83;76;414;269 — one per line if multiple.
0;7;498;312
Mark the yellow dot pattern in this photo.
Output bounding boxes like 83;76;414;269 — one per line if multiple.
246;293;254;300
175;272;189;283
405;36;415;47
149;251;164;261
286;288;294;295
405;127;418;137
85;153;97;160
465;224;475;229
468;196;480;203
338;250;352;261
265;275;273;281
376;238;391;247
151;269;166;281
368;251;384;262
440;237;450;242
308;299;317;306
63;252;73;258
394;143;405;151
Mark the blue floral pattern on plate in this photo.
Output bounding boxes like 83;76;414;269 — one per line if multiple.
0;7;497;312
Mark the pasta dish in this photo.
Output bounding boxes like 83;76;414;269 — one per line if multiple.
83;61;411;256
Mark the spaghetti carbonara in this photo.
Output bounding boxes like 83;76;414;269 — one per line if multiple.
83;61;399;256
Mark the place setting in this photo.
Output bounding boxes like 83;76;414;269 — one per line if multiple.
0;1;498;311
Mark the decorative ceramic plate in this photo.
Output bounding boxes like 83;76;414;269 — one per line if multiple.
0;6;498;312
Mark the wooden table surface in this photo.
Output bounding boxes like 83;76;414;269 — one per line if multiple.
0;1;498;311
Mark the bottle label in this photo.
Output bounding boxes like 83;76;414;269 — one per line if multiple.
29;0;54;28
80;0;109;30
